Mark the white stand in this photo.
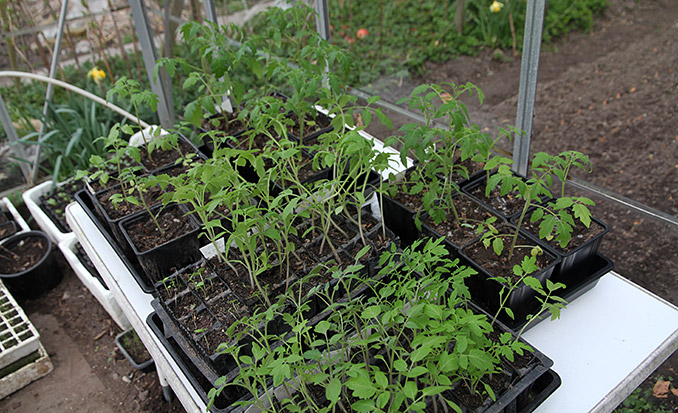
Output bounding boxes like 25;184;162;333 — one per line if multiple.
66;201;678;413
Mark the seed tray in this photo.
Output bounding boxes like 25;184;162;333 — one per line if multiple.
0;281;41;370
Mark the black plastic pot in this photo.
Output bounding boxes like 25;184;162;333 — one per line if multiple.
138;134;205;174
459;224;561;317
462;171;550;222
120;203;202;284
381;194;420;246
288;111;333;143
115;329;154;372
92;182;163;253
74;190;155;293
517;215;610;285
495;253;614;333
147;310;247;413
0;231;62;299
418;192;505;259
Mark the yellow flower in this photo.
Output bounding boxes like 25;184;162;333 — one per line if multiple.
489;1;504;13
87;67;106;84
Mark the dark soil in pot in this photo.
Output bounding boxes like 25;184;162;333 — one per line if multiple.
138;137;196;172
122;205;197;253
168;290;202;319
447;371;510;412
421;195;501;248
39;179;82;233
390;181;426;212
0;235;49;274
463;239;555;286
0;231;62;298
182;307;217;334
96;184;163;221
208;294;249;331
286;111;333;140
117;329;152;367
201;111;247;136
465;178;526;219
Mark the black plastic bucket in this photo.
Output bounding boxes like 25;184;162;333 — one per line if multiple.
0;231;62;298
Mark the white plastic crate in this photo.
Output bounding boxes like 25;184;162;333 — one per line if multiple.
23;180;72;244
0;282;41;370
58;233;131;330
0;197;30;234
0;342;53;399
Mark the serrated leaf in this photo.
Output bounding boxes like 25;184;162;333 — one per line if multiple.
572;203;592;227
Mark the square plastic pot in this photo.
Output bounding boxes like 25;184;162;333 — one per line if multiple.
115;329;154;372
119;203;202;284
459;224;561;317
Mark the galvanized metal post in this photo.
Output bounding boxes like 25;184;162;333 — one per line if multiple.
129;0;174;129
314;0;331;41
30;0;69;184
204;0;218;23
513;0;546;176
0;93;32;182
314;0;331;86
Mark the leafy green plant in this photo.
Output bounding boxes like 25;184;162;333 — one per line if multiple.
211;238;547;412
76;123;141;193
105;77;159;158
479;150;595;259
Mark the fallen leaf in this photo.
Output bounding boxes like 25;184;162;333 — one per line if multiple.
672;388;678;396
653;380;670;398
630;87;636;93
354;113;364;128
616;93;621;99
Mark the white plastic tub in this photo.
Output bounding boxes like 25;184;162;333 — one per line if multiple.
0;196;30;240
58;234;131;330
22;180;72;244
0;281;41;370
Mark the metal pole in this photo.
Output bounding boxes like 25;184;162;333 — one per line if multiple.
513;0;545;176
203;0;218;24
30;0;69;184
0;93;32;181
129;0;174;129
314;0;331;41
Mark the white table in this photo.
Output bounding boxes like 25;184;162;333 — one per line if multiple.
526;273;678;412
66;202;678;413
